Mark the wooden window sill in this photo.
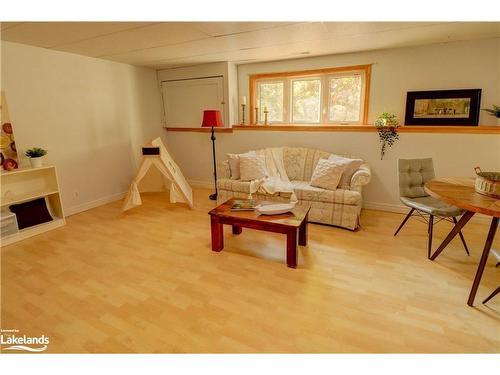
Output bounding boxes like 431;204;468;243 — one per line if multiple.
165;125;500;134
164;127;233;133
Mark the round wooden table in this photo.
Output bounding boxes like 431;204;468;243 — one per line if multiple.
425;177;500;306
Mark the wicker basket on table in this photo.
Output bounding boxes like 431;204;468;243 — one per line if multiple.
474;167;500;199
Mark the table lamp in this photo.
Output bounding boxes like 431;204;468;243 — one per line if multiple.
201;109;224;200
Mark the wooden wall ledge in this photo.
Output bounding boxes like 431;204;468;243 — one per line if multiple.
165;127;233;133
165;125;500;134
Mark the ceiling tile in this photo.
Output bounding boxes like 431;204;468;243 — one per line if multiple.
192;22;297;36
1;22;152;48
0;22;25;31
56;22;212;57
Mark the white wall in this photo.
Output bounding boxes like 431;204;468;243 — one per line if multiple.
157;62;238;127
163;38;500;212
1;41;163;215
226;62;239;126
238;38;500;125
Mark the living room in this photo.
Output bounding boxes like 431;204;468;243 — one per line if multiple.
1;0;499;372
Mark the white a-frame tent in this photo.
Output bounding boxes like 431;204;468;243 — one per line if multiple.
122;137;193;212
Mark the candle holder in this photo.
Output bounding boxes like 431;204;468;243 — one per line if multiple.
254;107;259;125
264;109;269;125
240;104;246;125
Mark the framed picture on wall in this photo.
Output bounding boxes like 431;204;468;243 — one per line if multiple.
404;89;482;126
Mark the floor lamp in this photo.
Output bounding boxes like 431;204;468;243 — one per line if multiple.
201;109;224;200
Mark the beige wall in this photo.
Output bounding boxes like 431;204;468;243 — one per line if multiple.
1;41;163;215
163;38;500;212
238;37;500;125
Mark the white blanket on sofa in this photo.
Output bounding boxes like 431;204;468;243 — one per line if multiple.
249;148;297;202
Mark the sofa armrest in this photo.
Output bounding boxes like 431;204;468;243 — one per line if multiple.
350;163;371;188
218;160;231;179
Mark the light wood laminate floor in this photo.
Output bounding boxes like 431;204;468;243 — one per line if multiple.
1;189;499;353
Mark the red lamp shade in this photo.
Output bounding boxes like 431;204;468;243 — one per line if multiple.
201;110;224;128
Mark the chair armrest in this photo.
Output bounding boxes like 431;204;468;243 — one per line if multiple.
350;163;371;188
218;160;231;179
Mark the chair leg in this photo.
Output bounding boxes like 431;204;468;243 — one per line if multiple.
428;215;434;259
482;286;500;304
452;216;470;256
394;208;415;236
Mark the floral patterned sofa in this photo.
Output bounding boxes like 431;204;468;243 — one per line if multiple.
217;147;371;230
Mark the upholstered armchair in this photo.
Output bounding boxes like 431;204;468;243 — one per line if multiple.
394;158;470;259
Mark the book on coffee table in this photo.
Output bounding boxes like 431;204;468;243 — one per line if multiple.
230;199;256;211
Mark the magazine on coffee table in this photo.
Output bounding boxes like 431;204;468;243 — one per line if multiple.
230;199;257;211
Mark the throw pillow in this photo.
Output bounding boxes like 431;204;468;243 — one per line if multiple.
227;151;255;180
327;154;364;188
310;159;345;191
239;154;268;181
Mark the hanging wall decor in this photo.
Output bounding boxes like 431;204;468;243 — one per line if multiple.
0;92;19;171
404;89;482;126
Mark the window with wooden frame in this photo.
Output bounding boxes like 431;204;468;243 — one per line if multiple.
250;64;371;125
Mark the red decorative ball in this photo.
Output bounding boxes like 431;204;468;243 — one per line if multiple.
3;158;18;171
2;123;13;134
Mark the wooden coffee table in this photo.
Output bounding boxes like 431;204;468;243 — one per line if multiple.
208;199;310;268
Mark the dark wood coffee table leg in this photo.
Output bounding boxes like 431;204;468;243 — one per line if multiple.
299;214;308;246
286;229;298;268
232;225;242;235
210;215;224;252
467;217;498;306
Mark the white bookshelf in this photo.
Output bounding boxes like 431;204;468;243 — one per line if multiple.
1;165;65;246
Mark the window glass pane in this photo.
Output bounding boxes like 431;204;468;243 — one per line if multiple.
328;75;362;122
258;82;284;122
292;79;321;123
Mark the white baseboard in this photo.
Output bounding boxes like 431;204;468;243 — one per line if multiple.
189;180;214;189
64;191;127;217
363;201;408;214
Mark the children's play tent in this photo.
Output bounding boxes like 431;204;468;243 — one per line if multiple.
122;137;193;211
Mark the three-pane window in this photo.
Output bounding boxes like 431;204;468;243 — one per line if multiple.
257;81;284;122
251;65;369;125
292;79;321;123
328;75;362;122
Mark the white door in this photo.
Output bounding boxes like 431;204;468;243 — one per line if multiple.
161;76;225;128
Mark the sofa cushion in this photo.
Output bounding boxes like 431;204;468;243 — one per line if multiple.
328;154;364;189
217;179;253;193
310;159;345;190
217;179;293;199
291;181;361;205
227;151;256;180
283;147;308;180
283;147;331;181
239;154;268;181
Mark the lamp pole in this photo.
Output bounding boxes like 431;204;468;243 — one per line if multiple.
209;126;218;201
201;109;223;201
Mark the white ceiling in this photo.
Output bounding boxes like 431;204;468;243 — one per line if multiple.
1;22;499;69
